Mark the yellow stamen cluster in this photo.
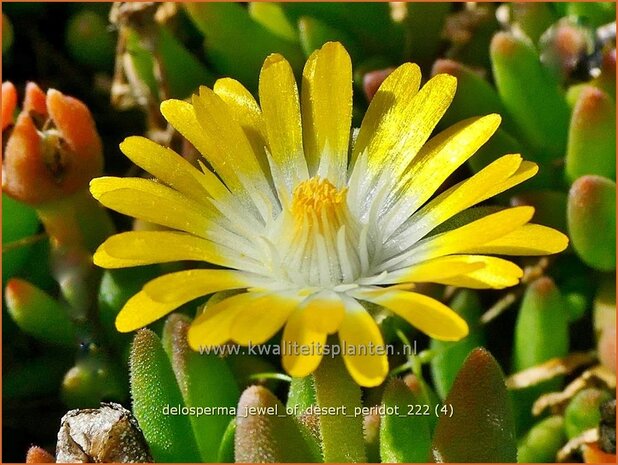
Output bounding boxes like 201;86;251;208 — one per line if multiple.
291;177;347;221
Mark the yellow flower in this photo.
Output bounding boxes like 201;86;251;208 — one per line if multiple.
91;42;568;387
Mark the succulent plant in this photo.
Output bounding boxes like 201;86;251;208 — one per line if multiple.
3;3;616;463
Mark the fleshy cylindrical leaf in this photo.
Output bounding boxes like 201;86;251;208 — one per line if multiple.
511;277;569;433
430;290;486;399
234;385;318;462
513;277;569;372
431;59;512;133
61;346;127;408
405;3;451;67
380;378;431;462
565;388;612;439
184;2;303;90
568;175;616;271
297;16;360;61
162;314;240;462
5;278;78;346
517;416;566;463
491;31;570;161
98;266;161;361
566;86;616;183
2;193;40;281
130;329;201;462
217;418;236;463
431;348;517;462
248;3;297;42
312;354;366;462
510;3;557;43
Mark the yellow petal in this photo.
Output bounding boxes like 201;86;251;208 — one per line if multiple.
188;292;257;348
119;136;212;203
379;206;535;271
90;177;213;237
463;224;569;256
351;62;421;168
429;256;523;289
381;255;486;284
393;154;524;251
230;292;301;345
142;269;256;303
192;86;275;214
300;290;345;334
354;289;468;341
282;309;327;378
357;72;456;180
390;115;501;223
94;231;233;269
116;269;251;332
160;99;268;213
259;53;309;198
159;99;222;174
213;77;271;181
477;160;539;203
338;297;388;387
301;42;352;185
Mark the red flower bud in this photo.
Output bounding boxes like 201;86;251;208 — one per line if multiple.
2;82;103;205
1;81;17;131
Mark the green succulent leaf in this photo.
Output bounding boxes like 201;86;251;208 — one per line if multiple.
184;2;304;91
404;3;451;67
312;354;366;462
4;354;71;399
157;26;216;98
509;3;558;44
430;290;486;399
234;385;319;462
566;2;616;28
513;277;569;372
129;329;201;462
98;266;161;361
568;175;616;271
517;415;566;463
564;388;612;439
511;276;569;433
380;378;431;463
490;31;570;162
61;348;127;408
2;13;13;55
248;2;298;43
432;59;514;134
431;348;517;462
287;375;317;412
161;314;239;462
280;2;403;61
2;193;40;281
122;27;158;97
217;418;236;463
566;86;616;183
5;278;78;347
297;16;361;62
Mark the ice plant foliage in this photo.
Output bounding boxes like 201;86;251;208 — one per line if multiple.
91;42;567;386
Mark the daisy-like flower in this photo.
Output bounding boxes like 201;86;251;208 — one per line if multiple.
91;42;567;387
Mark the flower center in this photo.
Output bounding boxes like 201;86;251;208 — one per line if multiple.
291;177;347;226
269;177;363;288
